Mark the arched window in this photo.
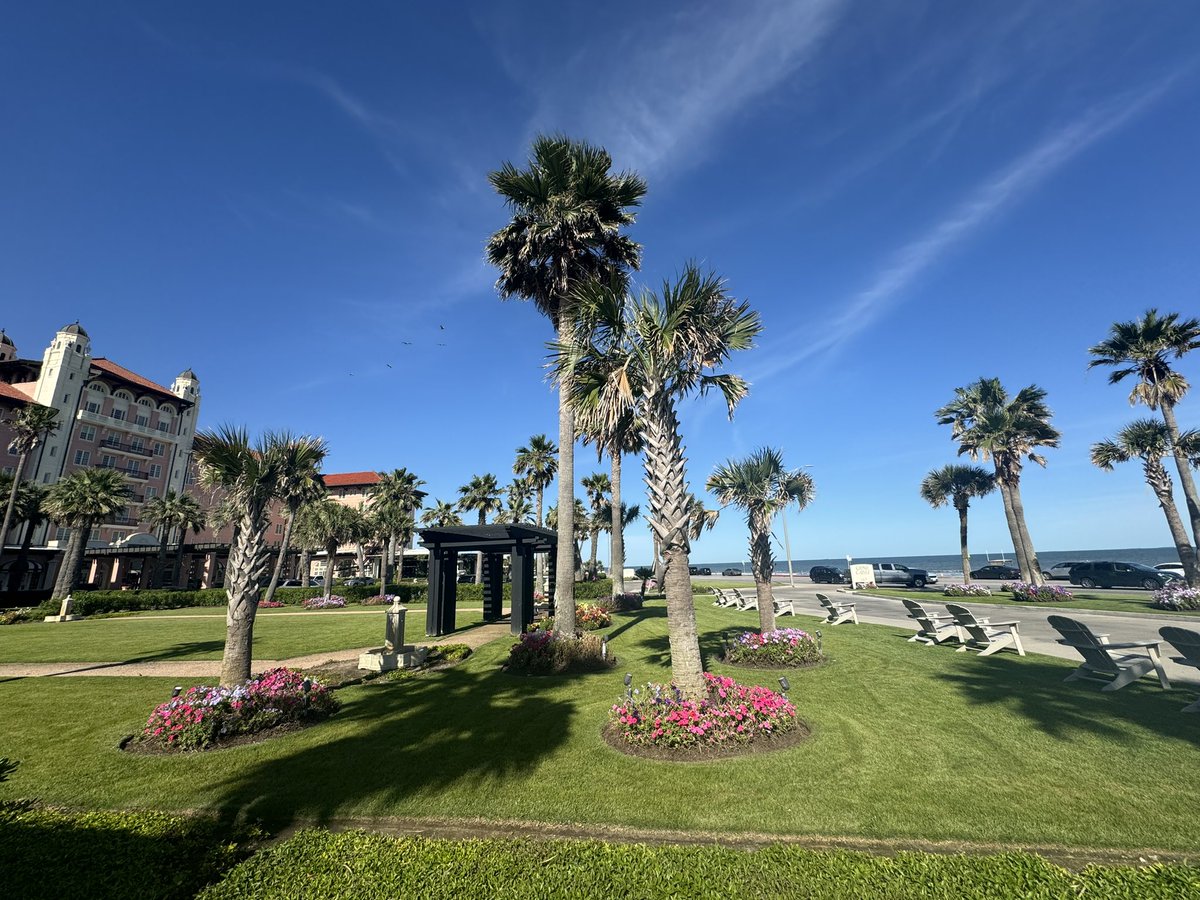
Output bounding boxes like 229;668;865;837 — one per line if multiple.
113;390;133;403
86;382;110;396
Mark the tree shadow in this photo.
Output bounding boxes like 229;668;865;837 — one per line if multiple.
207;660;574;831
936;653;1199;746
0;641;229;683
634;621;728;669
604;606;664;643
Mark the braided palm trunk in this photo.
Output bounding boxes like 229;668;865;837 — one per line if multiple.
1162;403;1200;585
643;392;704;697
749;508;776;633
1007;480;1043;585
610;452;624;596
1144;457;1198;582
51;520;89;600
956;501;971;584
554;361;577;634
221;508;272;686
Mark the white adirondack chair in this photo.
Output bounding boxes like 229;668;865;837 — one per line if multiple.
773;597;796;616
816;592;857;625
900;598;961;645
1159;627;1200;711
946;603;1025;656
1047;615;1170;691
735;589;759;611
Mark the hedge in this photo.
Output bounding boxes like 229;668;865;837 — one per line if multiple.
200;831;1200;900
0;804;258;900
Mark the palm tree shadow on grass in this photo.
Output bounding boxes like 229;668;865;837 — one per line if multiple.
0;641;229;682
208;662;574;831
634;623;728;669
603;606;664;644
937;654;1199;746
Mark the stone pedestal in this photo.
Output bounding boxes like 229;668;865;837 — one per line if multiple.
44;595;83;623
358;645;429;672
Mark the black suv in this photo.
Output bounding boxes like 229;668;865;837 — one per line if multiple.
688;566;712;576
809;566;845;584
969;564;1021;581
1069;561;1179;590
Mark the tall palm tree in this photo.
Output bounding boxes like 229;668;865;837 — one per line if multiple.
581;471;611;577
579;407;644;597
498;477;535;525
370;468;427;589
707;448;815;633
1;404;59;558
368;504;414;585
421;500;463;528
3;481;47;591
686;496;721;543
547;499;589;581
488;136;647;634
1089;310;1200;584
193;426;294;686
936;379;1060;585
513;435;557;528
43;468;131;601
1092;419;1198;582
555;264;762;696
142;490;207;589
261;435;328;604
595;499;639;583
919;464;996;583
296;500;368;600
458;473;503;583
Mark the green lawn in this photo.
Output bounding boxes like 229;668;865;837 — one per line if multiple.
0;609;484;663
860;586;1197;615
2;601;1197;853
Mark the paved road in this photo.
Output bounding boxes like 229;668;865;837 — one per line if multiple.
765;583;1200;687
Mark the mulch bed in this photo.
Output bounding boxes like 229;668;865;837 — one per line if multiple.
600;720;811;763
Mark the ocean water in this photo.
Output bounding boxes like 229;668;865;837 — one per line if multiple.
695;548;1180;579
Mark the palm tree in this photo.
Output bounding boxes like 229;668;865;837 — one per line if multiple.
686;496;721;543
513;435;557;528
579;407;644;597
595;499;639;583
193;426;295;686
370;468;427;589
458;473;503;583
3;481;47;591
1089;310;1200;584
421;500;462;528
581;471;611;577
142;490;207;589
498;477;535;525
547;499;589;581
296;500;368;600
707;448;815;633
261;435;328;604
1092;420;1198;582
1;404;59;559
919;464;996;584
554;264;762;696
488;136;647;634
43;468;131;601
936;379;1060;585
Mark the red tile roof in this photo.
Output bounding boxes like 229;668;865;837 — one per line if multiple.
91;358;180;400
322;471;381;488
0;382;36;404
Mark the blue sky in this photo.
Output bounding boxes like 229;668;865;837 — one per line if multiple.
3;2;1199;565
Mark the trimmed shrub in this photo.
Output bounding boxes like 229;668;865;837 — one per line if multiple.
138;668;339;751
504;631;614;675
943;584;993;597
1152;581;1200;611
612;592;643;611
725;629;822;667
610;673;797;750
1003;582;1074;602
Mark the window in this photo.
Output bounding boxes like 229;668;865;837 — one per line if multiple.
153;442;164;456
130;437;145;453
6;444;16;456
101;454;116;467
157;422;170;433
62;393;69;402
275;523;284;535
149;464;162;478
49;445;57;456
89;528;100;541
127;460;140;474
56;527;70;541
136;415;149;427
104;435;120;448
111;408;126;421
79;426;96;441
74;449;91;465
85;401;101;414
145;486;157;498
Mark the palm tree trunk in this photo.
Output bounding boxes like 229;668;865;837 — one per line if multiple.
554;368;577;634
610;452;625;596
11;521;38;591
51;523;86;600
1145;458;1200;585
956;502;971;584
588;526;599;578
220;511;270;686
475;512;485;584
750;510;776;633
0;452;28;563
152;522;171;590
997;481;1032;581
173;525;188;588
1162;403;1200;572
324;540;337;599
653;535;664;589
263;509;297;605
1007;479;1043;585
645;391;704;697
299;549;311;587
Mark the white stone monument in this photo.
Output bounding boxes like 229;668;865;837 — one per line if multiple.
43;594;83;623
358;598;428;672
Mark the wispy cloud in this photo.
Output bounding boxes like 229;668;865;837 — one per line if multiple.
749;73;1182;383
520;0;848;177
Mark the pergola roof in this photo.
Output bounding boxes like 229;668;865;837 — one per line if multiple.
419;524;556;553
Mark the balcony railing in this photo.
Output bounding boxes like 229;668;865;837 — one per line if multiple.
106;515;139;526
100;438;154;457
128;494;146;504
93;462;151;480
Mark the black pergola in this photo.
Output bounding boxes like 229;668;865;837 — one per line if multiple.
419;524;557;636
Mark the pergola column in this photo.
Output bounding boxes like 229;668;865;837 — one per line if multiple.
510;543;535;635
482;552;504;622
546;546;557;603
440;550;458;634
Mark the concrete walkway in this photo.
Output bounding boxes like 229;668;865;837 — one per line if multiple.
0;621;514;680
768;584;1200;686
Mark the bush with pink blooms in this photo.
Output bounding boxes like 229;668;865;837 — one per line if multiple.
504;630;614;675
257;599;284;608
302;595;347;609
725;629;823;668
137;667;339;751
610;673;798;750
1002;582;1074;602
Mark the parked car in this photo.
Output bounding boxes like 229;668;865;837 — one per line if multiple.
1156;562;1186;579
1069;561;1180;590
279;579;302;587
1043;562;1084;581
688;566;712;576
310;576;324;587
871;562;937;588
456;573;474;584
809;565;845;584
721;567;743;576
343;576;374;587
969;564;1021;581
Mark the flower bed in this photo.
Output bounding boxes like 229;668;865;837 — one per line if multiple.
361;594;400;606
504;630;614;675
1002;582;1074;602
257;599;284;608
943;583;993;597
725;629;822;668
1152;581;1200;611
609;673;799;754
577;602;612;630
136;667;339;751
302;595;347;609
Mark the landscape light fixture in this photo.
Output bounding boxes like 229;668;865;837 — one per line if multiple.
601;637;608;661
778;676;790;696
302;678;312;708
172;686;182;698
624;672;633;700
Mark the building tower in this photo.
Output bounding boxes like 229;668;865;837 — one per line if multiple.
31;322;92;485
0;330;16;362
167;368;200;494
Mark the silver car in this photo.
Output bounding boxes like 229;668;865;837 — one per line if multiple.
1043;562;1083;581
